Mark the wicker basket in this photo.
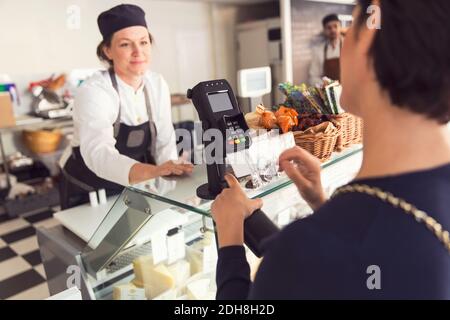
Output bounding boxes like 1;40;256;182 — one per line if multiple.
331;113;363;151
292;121;340;162
23;129;63;154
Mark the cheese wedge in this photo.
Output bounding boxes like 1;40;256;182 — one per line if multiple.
143;264;176;299
132;255;176;298
186;232;217;275
186;278;211;300
167;259;191;286
150;288;178;300
186;247;203;274
132;255;153;288
113;283;146;300
204;291;216;301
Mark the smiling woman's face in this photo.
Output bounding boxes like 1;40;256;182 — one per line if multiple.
104;26;151;78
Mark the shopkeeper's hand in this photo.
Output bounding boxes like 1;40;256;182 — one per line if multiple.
279;146;327;211
157;159;194;177
211;174;263;248
129;160;193;185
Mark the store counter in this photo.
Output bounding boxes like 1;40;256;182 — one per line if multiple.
37;145;363;300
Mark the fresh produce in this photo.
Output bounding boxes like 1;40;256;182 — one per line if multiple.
277;115;296;133
245;77;345;134
294;113;333;132
261;109;277;130
277;79;343;115
275;106;298;133
245;104;300;132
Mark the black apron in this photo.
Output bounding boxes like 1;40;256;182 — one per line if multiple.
60;70;157;209
323;39;343;82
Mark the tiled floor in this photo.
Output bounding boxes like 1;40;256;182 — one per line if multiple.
0;208;60;300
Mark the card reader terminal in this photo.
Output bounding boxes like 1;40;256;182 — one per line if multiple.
187;79;279;257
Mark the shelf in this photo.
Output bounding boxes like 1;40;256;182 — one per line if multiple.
0;116;73;133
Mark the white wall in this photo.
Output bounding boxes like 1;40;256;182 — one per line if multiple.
0;0;216;96
210;4;239;89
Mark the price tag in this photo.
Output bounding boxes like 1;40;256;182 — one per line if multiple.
202;243;218;274
167;230;186;264
151;231;168;265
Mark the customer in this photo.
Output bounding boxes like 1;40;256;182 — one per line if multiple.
212;0;450;299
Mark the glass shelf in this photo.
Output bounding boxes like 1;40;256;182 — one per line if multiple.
128;144;363;217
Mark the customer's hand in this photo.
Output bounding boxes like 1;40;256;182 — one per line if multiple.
211;174;263;248
279;147;327;211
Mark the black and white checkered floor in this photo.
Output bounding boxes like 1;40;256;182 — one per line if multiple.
0;208;60;300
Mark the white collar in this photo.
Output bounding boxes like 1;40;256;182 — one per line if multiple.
115;74;145;95
327;37;343;48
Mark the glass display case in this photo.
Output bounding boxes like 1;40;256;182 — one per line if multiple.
46;144;362;300
77;187;218;300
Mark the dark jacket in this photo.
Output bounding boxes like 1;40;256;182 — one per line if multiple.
216;163;450;299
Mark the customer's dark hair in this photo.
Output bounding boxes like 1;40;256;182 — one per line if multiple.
96;32;154;68
356;0;450;124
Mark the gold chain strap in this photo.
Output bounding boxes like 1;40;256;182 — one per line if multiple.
332;184;450;254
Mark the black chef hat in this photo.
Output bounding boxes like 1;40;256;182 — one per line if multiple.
97;4;148;40
322;14;340;27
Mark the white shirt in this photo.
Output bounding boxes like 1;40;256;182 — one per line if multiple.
60;70;178;187
309;39;342;85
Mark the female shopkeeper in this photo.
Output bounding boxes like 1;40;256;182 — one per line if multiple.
59;4;193;209
212;0;450;300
